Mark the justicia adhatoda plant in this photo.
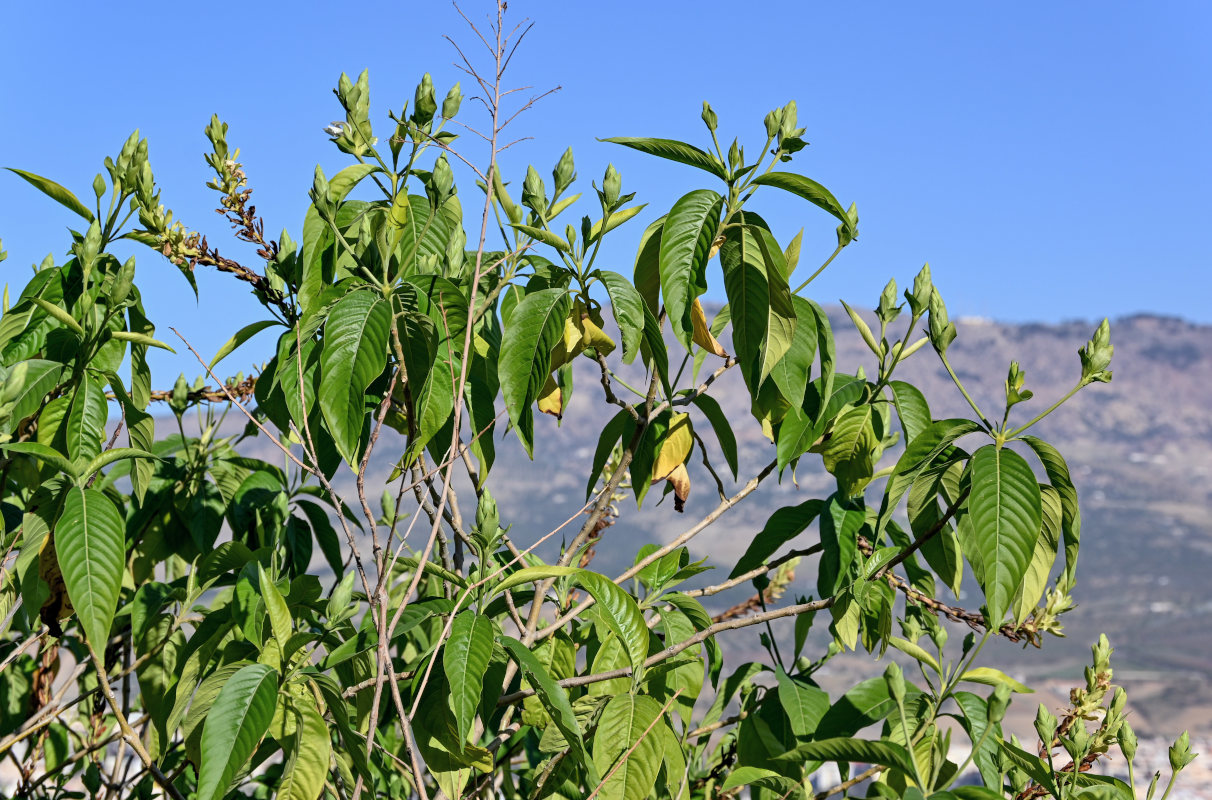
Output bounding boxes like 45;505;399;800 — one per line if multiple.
0;4;1194;799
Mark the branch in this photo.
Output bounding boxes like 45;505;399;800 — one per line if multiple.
499;596;834;705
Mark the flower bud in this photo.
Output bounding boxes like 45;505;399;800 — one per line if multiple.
1034;704;1058;745
877;278;900;324
476;489;500;535
1110;686;1127;716
701;101;718;132
310;165;332;215
425;155;454;208
905;263;933;317
1119;720;1138;762
442;82;462;119
413;73;437;125
602;164;621;208
170;373;190;415
780;101;798;139
764;109;781;139
1079;319;1114;384
522;165;547;217
1169;731;1197;771
553;147;576;195
884;662;906;704
987;683;1011;724
928;288;957;354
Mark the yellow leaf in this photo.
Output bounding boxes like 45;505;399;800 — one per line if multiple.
537;373;563;419
665;462;691;513
561;312;583;354
652;413;693;482
690;298;727;357
578;311;616;356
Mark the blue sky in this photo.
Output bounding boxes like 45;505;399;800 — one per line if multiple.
2;1;1209;384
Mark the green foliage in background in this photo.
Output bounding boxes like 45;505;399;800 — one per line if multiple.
0;5;1194;799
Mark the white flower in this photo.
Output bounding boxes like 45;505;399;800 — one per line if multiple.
323;122;344;137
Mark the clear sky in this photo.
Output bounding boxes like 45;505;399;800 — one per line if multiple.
2;1;1209;384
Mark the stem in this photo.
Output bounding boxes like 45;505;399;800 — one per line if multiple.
86;643;186;800
1006;381;1084;439
792;243;843;294
940;352;994;432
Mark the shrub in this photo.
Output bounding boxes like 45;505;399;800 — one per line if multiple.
0;4;1194;799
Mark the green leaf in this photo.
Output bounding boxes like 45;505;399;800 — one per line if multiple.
30;297;84;336
1013;485;1062;624
394;557;468;589
61;378;108;467
997;740;1057;796
276;691;331;800
750;172;854;236
577;571;650;684
589;204;647;243
769;297;818;408
600;137;728;181
498;635;599;784
776;406;824;475
493;565;579;597
318;290;391;465
443;612;496;745
81;447;158;480
719;220;796;391
818;494;863;597
598;270;645;364
776;667;829;738
55;488;124;647
108;330;176;352
632;217;664;314
592;693;667;800
690;394;737;479
585;409;631;500
640;303;672;399
6;168;96;222
498;288;571;457
511;223;571;253
197;663;279;800
730;501;823;579
327;163;382;203
721;768;806;799
818;405;879;497
815;677;901;738
877;419;984;534
209;319;280;370
774;736;913;773
968;445;1043;626
890;380;932;445
0;442;77;478
1;360;63;436
888;636;941;673
659;189;724;350
959;666;1032;693
257;564;292;646
1020;436;1081;585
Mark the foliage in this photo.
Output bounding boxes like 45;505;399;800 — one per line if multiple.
0;5;1194;799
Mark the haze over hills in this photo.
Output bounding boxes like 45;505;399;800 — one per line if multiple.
243;307;1211;737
